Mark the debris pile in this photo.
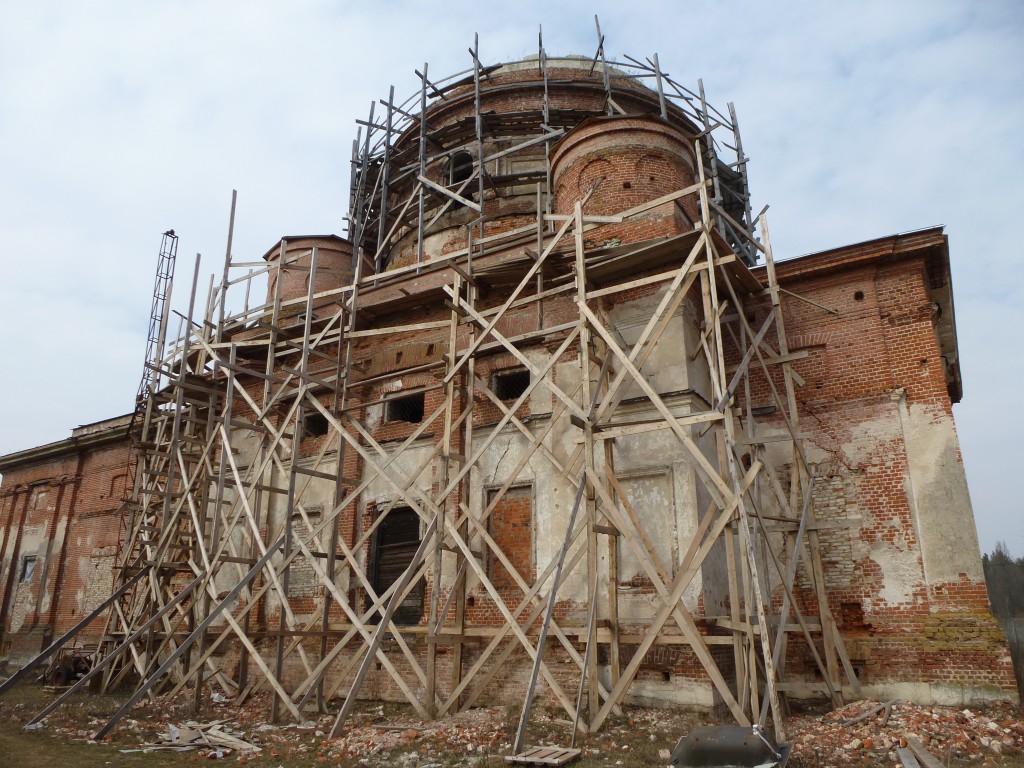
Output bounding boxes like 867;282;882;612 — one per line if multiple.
4;678;1022;767
787;699;1024;767
322;706;509;765
119;719;261;759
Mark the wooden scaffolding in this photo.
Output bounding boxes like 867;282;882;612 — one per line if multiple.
7;29;861;744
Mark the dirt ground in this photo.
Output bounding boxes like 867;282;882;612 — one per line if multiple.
1;675;1022;768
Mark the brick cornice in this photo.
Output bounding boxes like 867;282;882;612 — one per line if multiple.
752;226;948;284
0;420;132;473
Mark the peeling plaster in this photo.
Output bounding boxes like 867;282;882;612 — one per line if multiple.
868;540;919;605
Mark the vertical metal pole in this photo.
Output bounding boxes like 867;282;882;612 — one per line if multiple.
728;102;756;252
241;239;287;692
216;190;237;344
540;32;552;221
653;53;667;119
416;64;428;265
472;36;486;253
698;80;724;226
143;253;201;687
271;246;319;721
192;338;238;711
376;85;395;270
317;214;369;709
348;127;361;235
594;16;612;115
513;477;588;754
574;202;601;722
353;101;375;254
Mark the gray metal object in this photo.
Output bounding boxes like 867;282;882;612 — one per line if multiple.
670;725;791;768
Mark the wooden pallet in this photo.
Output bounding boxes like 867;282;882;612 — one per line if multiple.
505;746;581;766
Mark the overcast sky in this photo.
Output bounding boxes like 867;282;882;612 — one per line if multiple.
1;1;1021;556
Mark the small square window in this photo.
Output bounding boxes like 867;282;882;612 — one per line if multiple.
21;556;36;582
493;368;531;401
303;413;330;437
292;504;322;522
386;392;425;424
30;486;48;510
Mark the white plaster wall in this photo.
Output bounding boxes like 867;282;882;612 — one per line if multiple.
605;292;707;402
896;394;984;586
605;396;713;617
361;442;434;509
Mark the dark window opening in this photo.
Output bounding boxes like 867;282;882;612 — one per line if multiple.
386;392;425;423
303;413;329;438
292;505;322;522
493;368;531;401
854;290;865;301
850;659;867;681
21;556;36;582
368;506;424;625
448;151;474;185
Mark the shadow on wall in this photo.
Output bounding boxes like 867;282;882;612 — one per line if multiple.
1002;619;1024;701
982;554;1024;698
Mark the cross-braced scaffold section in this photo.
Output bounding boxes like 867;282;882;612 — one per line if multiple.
21;34;862;744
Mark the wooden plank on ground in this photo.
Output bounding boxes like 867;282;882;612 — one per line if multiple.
906;737;944;768
505;745;581;765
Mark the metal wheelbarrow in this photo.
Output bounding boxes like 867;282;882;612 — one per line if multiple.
669;725;792;767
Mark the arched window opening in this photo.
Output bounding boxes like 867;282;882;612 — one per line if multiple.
448;150;474;186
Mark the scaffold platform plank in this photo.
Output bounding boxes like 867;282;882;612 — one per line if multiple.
505;746;581;766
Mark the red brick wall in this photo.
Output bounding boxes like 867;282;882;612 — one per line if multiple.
733;252;1017;695
487;485;533;593
551;115;699;248
0;437;129;660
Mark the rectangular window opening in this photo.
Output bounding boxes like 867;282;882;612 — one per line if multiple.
368;506;424;625
292;504;323;522
30;486;48;510
303;412;330;437
493;368;531;401
386;392;425;423
21;556;36;582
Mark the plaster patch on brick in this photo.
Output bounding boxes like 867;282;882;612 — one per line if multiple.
869;539;919;605
899;399;983;585
9;581;35;633
83;550;115;615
